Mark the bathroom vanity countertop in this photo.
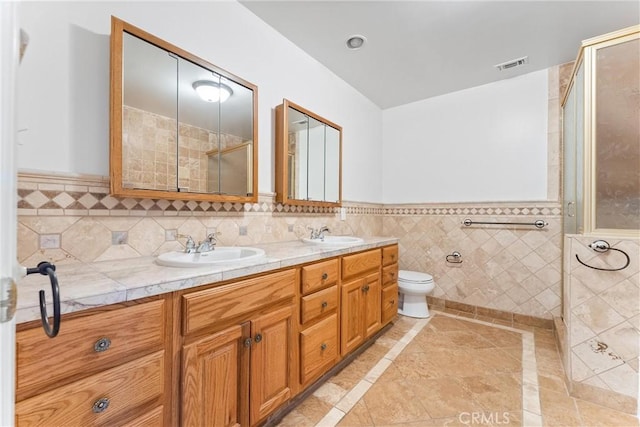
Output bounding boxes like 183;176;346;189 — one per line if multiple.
16;237;398;324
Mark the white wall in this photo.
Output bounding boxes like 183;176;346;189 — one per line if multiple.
16;1;383;203
382;69;548;203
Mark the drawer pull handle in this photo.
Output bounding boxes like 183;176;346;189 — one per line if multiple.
322;273;328;280
320;343;327;351
92;397;110;413
321;301;328;309
254;333;263;343
94;337;111;353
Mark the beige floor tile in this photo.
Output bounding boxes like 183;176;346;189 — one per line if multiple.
539;388;582;427
575;398;640;427
336;399;373;427
277;408;316;427
469;327;523;348
362;379;432;425
463;347;523;375
290;395;335;425
426;315;473;332
460;373;522;413
537;373;567;394
279;313;637;427
409;376;478;419
441;330;496;349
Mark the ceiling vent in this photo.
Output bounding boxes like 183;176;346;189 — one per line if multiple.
494;56;529;71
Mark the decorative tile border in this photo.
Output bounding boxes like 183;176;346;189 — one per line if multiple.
17;172;561;217
384;205;561;217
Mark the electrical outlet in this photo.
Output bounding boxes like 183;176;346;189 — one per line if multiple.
239;226;248;236
340;207;347;221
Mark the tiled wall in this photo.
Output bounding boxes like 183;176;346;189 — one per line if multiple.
383;204;562;319
17;172;383;266
564;235;639;412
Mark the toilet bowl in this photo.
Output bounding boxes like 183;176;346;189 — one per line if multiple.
397;270;435;318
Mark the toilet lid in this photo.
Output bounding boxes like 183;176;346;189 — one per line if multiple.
399;270;433;284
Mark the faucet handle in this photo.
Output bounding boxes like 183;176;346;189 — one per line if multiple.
177;234;196;253
205;232;221;244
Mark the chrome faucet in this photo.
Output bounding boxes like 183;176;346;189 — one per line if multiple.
196;233;219;253
178;232;220;253
307;226;330;240
318;226;330;240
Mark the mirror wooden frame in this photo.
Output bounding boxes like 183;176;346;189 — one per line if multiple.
110;16;258;203
275;99;342;207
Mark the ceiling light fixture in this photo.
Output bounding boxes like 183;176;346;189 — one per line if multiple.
192;80;233;103
346;35;367;50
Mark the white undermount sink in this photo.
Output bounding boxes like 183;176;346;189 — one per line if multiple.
301;236;364;246
156;247;266;268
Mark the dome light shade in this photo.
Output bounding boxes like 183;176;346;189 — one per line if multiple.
192;80;233;103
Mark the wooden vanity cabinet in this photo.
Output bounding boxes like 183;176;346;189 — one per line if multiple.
180;269;297;427
15;297;172;427
381;245;399;326
298;259;340;388
340;249;382;356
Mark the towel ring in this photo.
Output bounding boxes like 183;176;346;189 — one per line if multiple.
575;240;630;272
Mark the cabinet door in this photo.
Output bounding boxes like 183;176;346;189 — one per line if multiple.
250;305;293;425
363;272;381;338
341;278;364;356
182;324;249;427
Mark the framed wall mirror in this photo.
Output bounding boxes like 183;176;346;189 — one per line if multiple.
275;99;342;207
110;17;258;202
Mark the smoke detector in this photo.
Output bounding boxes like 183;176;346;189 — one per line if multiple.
494;56;529;71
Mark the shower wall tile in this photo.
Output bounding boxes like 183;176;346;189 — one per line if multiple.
565;234;640;404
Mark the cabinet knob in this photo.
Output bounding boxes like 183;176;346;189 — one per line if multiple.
254;333;263;343
94;337;111;353
390;299;395;304
243;338;252;348
322;272;328;280
320;343;327;351
362;284;370;292
92;397;110;413
321;301;328;309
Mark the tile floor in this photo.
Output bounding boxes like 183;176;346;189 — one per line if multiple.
278;312;639;427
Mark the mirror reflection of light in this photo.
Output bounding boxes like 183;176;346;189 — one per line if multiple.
192;80;233;103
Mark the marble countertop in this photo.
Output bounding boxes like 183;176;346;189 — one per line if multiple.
16;237;397;324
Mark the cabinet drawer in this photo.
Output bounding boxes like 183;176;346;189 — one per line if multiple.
17;300;165;399
16;351;164;427
382;245;398;267
342;249;381;281
382;264;398;287
182;268;296;335
301;258;338;295
301;285;338;325
300;314;339;384
382;283;399;325
121;406;164;427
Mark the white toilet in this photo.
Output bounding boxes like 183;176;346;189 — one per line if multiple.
397;270;435;318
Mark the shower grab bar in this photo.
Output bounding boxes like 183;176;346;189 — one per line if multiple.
575;240;630;272
462;219;548;229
